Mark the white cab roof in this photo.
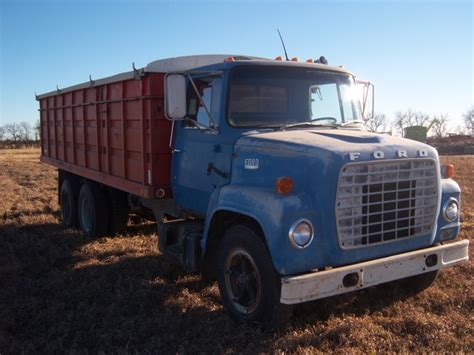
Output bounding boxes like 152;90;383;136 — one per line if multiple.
145;54;266;72
37;54;347;99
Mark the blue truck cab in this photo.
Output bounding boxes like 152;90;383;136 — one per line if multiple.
155;55;469;323
69;54;464;325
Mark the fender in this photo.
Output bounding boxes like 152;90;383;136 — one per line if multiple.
434;179;462;242
202;184;318;275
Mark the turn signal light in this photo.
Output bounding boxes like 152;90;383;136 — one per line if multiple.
441;164;454;178
276;176;293;194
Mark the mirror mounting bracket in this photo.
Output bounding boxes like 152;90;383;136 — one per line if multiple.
164;71;222;134
185;73;217;130
356;79;375;119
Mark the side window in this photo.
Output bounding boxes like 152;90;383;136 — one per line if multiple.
186;78;219;128
310;83;341;120
196;85;212;126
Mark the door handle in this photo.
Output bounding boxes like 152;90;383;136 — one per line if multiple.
172;149;183;153
207;163;228;178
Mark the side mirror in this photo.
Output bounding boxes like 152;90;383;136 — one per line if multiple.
165;74;187;120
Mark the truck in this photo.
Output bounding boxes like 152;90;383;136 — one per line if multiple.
37;54;469;324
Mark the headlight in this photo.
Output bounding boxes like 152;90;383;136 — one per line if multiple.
443;198;459;222
289;219;314;249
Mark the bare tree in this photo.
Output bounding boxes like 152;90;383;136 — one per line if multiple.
430;114;449;138
34;119;41;141
394;109;415;136
394;109;431;136
19;121;32;142
364;113;388;133
394;111;405;136
4;123;22;142
414;112;430;126
0;126;4;141
463;106;474;135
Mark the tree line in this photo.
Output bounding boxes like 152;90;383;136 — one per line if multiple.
363;106;474;137
0;120;40;148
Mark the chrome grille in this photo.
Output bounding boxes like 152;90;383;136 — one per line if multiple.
335;159;438;249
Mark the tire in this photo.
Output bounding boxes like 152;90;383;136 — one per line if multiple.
217;224;292;325
107;188;129;235
60;179;78;228
77;181;109;238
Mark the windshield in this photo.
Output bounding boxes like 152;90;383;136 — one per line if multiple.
227;66;361;127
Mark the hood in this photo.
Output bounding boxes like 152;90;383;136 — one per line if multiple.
235;129;436;161
230;128;440;273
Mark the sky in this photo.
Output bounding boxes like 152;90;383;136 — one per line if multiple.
1;0;473;131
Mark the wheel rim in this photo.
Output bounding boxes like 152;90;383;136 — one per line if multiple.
61;189;71;223
80;195;93;233
224;248;261;315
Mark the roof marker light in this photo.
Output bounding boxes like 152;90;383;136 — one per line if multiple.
291;57;299;62
315;56;328;65
225;56;236;62
275;56;283;61
306;59;314;63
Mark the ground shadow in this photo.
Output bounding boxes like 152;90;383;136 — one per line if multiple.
0;216;433;353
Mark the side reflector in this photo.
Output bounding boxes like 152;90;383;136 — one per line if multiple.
276;176;293;194
441;164;454;178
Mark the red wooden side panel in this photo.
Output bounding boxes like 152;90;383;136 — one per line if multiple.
40;72;171;199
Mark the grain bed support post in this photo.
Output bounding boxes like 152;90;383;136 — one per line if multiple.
38;54;469;325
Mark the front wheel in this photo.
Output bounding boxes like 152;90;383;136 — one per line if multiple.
217;224;292;325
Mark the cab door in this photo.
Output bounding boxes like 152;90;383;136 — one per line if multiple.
171;76;233;215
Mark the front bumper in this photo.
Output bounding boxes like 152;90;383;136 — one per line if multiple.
280;239;469;304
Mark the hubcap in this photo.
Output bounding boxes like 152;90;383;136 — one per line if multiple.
224;249;261;314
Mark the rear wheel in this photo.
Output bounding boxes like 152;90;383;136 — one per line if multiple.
217;224;292;325
60;179;78;228
78;182;109;238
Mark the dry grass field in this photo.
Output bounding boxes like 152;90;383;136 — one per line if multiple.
0;148;472;353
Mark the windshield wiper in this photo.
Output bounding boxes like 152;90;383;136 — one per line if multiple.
339;120;364;128
278;121;338;131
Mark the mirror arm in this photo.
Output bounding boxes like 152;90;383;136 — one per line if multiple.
181;117;218;135
371;84;375;119
186;74;217;130
185;118;208;133
356;79;375;119
362;84;369;117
